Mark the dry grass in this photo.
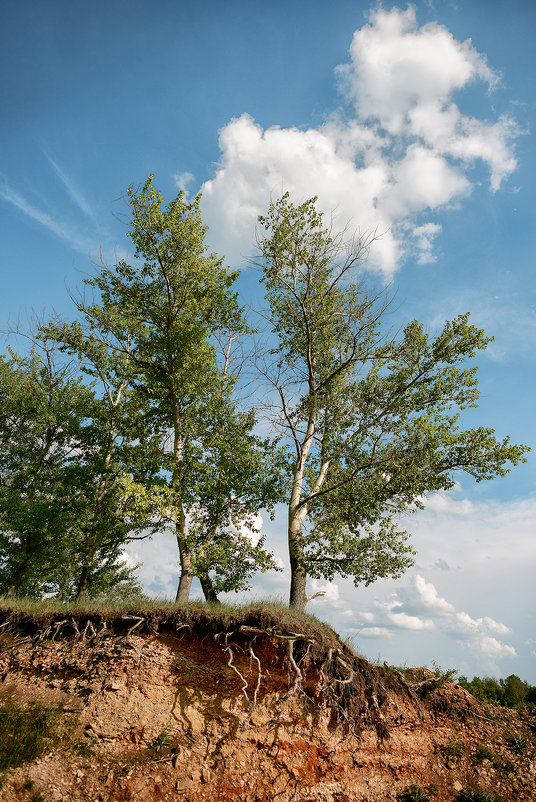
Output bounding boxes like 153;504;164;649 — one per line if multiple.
0;596;340;648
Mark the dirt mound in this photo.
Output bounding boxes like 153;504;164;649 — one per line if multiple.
0;606;534;801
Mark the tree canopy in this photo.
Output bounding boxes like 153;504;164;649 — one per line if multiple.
256;193;528;611
0;182;528;611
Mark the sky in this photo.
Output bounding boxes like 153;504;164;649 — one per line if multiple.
1;0;535;682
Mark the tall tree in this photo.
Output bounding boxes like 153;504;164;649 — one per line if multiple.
80;176;279;602
44;316;156;600
256;193;528;612
0;334;148;600
0;339;91;597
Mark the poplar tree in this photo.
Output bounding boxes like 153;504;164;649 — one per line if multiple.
81;176;278;602
256;194;528;612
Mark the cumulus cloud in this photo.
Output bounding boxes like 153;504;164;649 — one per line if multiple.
353;574;516;659
201;6;519;274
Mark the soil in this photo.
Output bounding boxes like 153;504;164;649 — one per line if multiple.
0;607;534;801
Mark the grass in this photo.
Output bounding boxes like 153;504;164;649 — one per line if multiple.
504;731;529;755
453;790;508;802
0;596;342;649
0;696;64;771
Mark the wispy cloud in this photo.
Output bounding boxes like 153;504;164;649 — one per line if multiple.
43;152;96;220
0;180;93;253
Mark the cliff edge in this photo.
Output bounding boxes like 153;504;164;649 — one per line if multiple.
0;605;534;801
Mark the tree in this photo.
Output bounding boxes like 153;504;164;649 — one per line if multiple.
256;193;528;612
0;340;92;597
79;176;279;602
0;332;149;601
44;315;157;600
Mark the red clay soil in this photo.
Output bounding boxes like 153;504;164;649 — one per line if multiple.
0;609;534;801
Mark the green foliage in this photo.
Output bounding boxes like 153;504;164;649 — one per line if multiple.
0;696;63;771
78;175;281;603
257;192;528;609
458;674;536;708
397;785;437;801
0;332;148;601
453;790;507;802
474;746;497;764
150;730;171;754
72;738;96;757
431;660;458;686
473;746;514;774
504;731;529;755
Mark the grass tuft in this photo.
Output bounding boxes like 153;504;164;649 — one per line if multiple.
0;696;63;771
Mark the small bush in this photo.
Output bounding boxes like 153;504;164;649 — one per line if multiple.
0;696;63;771
474;746;495;763
149;730;171;754
453;790;507;802
72;739;96;757
397;785;436;801
431;660;458;686
504;731;528;755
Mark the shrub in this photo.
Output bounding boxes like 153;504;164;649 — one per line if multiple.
504;731;529;755
453;790;507;802
397;785;436;801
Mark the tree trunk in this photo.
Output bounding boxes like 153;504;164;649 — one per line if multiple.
199;574;221;605
5;558;30;598
175;570;193;603
288;506;308;612
288;555;308;612
75;563;91;600
175;525;194;603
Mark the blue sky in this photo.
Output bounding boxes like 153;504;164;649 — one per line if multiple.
1;1;535;682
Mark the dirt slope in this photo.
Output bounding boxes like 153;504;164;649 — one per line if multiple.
0;606;534;801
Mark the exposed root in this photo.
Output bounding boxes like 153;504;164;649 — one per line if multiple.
222;633;249;703
334;652;354;685
121;615;145;638
51;620;68;641
244;641;263;724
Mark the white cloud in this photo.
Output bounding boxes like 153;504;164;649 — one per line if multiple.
424;492;477;516
201;7;519;274
174;171;195;194
412;222;442;264
413;575;456;615
337;7;499;133
351;574;516;662
362;596;435;631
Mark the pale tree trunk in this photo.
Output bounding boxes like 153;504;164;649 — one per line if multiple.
287;458;311;611
168;369;194;604
287;417;332;612
288;521;308;612
175;510;194;603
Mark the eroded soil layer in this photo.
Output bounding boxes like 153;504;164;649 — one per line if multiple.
0;608;534;801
